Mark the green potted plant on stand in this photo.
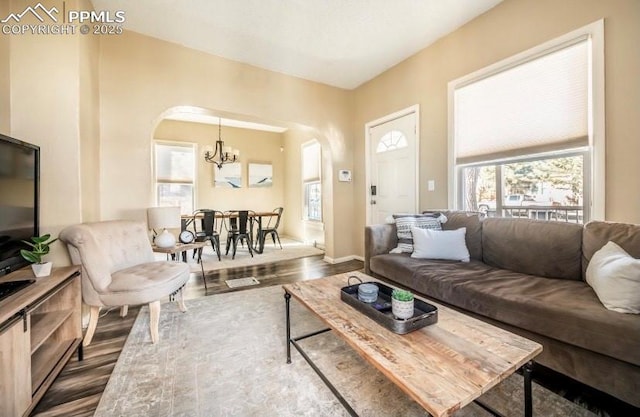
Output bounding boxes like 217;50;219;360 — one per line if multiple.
20;234;58;278
391;288;415;320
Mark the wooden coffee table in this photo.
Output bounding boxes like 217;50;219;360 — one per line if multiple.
283;271;542;417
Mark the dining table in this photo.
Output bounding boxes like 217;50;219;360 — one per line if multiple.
181;211;279;254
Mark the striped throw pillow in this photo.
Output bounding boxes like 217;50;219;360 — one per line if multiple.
391;214;443;253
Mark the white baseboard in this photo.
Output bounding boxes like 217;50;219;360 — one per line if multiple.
323;255;364;264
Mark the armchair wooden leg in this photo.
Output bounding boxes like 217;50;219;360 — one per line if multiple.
149;300;161;344
120;305;128;317
176;288;187;312
83;306;101;346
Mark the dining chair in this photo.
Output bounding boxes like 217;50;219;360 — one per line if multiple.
224;210;255;259
257;207;284;250
192;209;223;261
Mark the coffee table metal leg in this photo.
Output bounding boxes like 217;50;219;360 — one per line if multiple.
473;361;534;417
290;337;359;416
284;290;358;416
285;291;291;363
524;360;533;417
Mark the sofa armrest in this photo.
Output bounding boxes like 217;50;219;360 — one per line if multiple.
364;223;397;274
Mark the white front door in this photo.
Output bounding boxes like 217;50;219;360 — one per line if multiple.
368;110;418;224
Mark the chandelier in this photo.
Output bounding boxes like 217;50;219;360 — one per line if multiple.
203;118;239;169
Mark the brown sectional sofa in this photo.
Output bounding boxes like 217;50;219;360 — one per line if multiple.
364;212;640;407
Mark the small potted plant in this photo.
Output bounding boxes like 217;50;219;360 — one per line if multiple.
20;234;58;277
391;288;415;320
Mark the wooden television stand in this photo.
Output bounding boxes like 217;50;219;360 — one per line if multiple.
0;266;83;417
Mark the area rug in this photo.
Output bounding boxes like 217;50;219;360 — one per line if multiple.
157;237;325;274
94;285;597;417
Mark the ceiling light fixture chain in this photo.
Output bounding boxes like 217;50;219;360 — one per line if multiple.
203;117;239;169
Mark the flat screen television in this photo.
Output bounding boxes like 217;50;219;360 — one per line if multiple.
0;133;39;276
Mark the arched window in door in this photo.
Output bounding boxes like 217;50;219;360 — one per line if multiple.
376;130;408;153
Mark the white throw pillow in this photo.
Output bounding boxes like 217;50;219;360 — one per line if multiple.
410;227;470;262
586;241;640;314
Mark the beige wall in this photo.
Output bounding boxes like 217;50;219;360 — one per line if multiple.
78;6;101;223
0;1;9;133
7;0;96;264
353;0;640;254
98;31;354;259
154;120;285;216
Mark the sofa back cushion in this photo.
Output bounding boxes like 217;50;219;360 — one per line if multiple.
482;217;583;280
442;211;483;261
582;220;640;279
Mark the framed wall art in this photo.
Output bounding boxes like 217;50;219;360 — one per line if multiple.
248;163;273;188
214;162;242;188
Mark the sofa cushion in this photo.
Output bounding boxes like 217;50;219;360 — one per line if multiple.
583;220;640;279
369;253;443;283
104;261;189;306
442;211;483;261
586;241;640;314
407;263;640;367
482;217;583;281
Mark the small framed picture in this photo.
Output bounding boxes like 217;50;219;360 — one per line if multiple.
215;162;242;188
249;163;273;188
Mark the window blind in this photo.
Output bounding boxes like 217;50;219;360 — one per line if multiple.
302;142;321;182
155;143;195;183
454;39;589;165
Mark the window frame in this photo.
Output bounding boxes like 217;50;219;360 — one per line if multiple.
448;20;604;221
457;149;589;220
376;130;409;153
303;181;322;222
153;140;196;215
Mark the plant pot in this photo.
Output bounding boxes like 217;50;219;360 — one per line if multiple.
392;298;414;320
31;261;52;278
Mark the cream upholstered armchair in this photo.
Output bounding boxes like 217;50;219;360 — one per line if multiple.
59;220;190;345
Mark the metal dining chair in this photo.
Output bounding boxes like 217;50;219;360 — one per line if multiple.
257;207;283;250
192;209;223;261
224;210;255;259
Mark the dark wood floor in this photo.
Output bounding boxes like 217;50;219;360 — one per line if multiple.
31;254;363;417
30;254;638;417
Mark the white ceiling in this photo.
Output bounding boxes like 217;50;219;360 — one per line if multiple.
91;0;503;90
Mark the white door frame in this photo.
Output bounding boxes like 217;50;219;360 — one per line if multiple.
365;104;420;225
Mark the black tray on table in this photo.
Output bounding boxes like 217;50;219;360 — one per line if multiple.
340;278;438;334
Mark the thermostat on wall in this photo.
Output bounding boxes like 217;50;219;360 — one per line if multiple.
338;169;352;182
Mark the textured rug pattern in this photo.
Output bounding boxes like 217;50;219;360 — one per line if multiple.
95;285;597;417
